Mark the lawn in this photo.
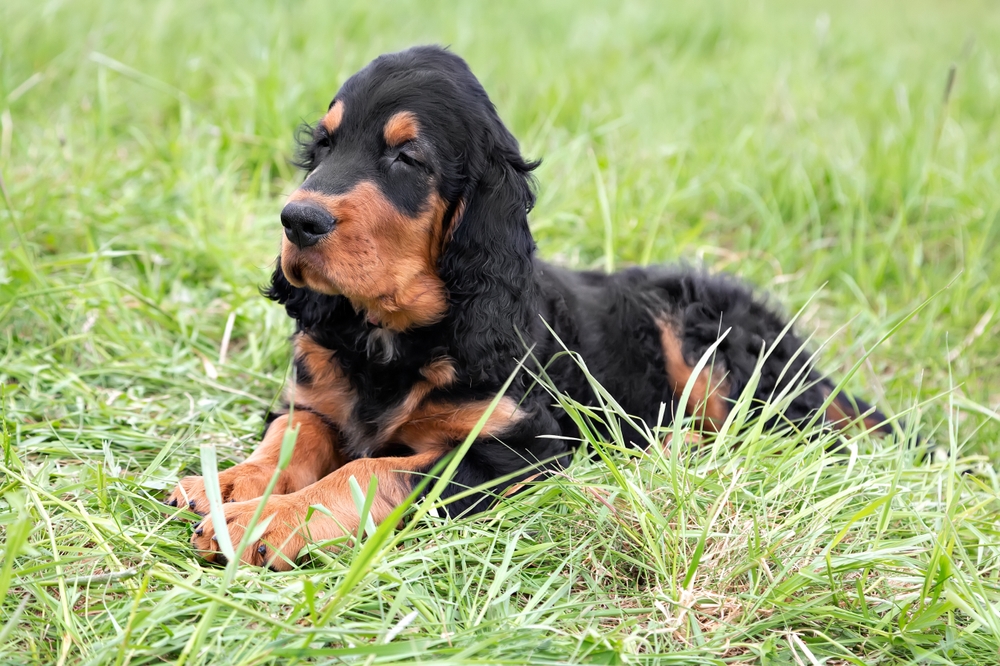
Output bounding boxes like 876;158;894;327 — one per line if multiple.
2;0;1000;663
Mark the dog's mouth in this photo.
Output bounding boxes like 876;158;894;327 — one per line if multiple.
281;246;342;296
285;260;305;286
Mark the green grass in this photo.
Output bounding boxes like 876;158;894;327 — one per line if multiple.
2;0;1000;663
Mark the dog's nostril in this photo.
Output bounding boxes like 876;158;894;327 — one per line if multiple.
300;218;331;237
281;202;337;248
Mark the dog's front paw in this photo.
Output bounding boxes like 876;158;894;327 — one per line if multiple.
164;463;275;515
191;495;337;571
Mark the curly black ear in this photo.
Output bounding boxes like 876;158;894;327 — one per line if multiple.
439;109;540;386
263;260;344;332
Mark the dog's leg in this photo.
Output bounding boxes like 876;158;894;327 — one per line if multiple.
191;451;441;570
165;411;344;514
192;410;570;570
822;386;896;436
656;318;732;432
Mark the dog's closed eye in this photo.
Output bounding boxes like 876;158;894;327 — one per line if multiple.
391;146;422;168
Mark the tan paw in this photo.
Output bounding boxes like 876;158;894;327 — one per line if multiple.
164;463;277;515
190;496;339;571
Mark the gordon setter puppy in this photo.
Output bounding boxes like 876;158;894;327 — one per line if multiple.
167;46;897;570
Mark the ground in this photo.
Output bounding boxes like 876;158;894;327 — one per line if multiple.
1;1;999;664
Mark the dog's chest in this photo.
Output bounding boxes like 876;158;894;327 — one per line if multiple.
291;332;461;458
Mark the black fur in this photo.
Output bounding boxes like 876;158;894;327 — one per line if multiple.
266;46;897;517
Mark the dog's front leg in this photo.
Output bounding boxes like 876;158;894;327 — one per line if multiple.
165;411;344;514
190;451;441;570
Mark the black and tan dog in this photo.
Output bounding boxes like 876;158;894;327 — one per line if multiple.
167;46;897;570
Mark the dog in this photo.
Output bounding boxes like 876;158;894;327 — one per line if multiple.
166;46;899;570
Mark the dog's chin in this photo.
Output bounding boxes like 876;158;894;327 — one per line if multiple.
299;273;343;296
305;278;342;296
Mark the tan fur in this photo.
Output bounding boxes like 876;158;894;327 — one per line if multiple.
443;198;466;247
289;333;357;427
823;391;885;432
166;410;341;512
383;110;419;146
419;357;457;387
281;182;448;331
657;319;731;430
286;334;521;450
375;358;458;443
825;395;852;428
395;396;524;452
192;451;441;570
321;101;345;134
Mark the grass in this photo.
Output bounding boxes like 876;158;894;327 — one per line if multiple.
2;0;1000;663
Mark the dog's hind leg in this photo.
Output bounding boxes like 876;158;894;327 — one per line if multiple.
820;382;897;437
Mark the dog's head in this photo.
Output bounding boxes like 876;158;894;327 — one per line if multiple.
271;46;538;359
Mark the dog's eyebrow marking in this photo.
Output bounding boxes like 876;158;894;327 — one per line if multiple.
384;111;419;147
322;101;345;134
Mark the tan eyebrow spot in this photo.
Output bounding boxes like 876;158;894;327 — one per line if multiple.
384;111;419;146
322;101;345;133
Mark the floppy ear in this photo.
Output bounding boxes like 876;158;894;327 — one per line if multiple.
263;260;344;332
438;117;539;386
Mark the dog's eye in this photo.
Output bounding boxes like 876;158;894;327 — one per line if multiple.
314;132;334;152
394;150;420;167
310;126;337;153
388;142;423;169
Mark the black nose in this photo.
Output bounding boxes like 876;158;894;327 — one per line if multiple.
281;202;336;248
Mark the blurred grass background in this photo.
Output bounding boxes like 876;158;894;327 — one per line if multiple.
2;1;1000;664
